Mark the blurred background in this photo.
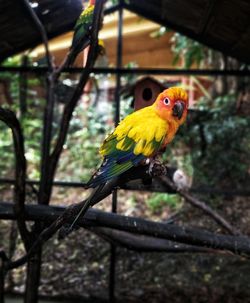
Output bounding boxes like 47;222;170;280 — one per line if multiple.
0;0;250;302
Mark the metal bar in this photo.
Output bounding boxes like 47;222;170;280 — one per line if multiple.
19;56;28;116
109;3;124;302
1;178;250;196
0;178;86;188
0;66;250;76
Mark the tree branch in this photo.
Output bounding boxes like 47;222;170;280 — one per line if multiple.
21;0;53;70
1;200;250;271
0;108;31;250
89;227;222;254
39;0;105;205
0;160;246;270
158;175;240;236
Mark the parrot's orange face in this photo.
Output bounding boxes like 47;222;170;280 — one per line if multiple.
153;87;188;126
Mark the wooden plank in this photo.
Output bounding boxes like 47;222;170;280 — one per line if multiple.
127;0;250;64
0;0;82;61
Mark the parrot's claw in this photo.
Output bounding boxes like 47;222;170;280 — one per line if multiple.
148;159;167;177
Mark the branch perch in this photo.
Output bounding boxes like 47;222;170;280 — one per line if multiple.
1;201;250;272
158;175;240;236
89;227;221;254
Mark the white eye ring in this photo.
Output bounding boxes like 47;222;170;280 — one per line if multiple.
163;97;170;106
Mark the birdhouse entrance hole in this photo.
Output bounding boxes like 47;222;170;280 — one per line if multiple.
142;87;153;101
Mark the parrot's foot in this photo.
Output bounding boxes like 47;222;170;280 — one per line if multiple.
148;159;167;177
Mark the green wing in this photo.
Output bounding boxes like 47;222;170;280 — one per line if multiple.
87;108;168;187
71;5;94;49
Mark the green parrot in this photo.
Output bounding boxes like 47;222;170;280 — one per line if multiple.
67;3;95;66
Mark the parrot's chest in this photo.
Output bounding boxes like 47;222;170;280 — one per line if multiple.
163;121;179;146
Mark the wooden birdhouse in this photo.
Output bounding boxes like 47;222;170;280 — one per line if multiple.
132;77;166;111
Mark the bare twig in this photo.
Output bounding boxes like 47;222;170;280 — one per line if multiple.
51;0;104;163
38;72;56;205
0;251;9;263
0;108;31;250
20;3;56;301
0;257;6;303
39;0;105;205
21;0;53;70
158;176;241;236
1;199;250;272
90;227;221;254
1;164;164;269
0;163;248;269
0;250;9;302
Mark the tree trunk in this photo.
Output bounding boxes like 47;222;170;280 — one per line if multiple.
0;259;5;303
24;247;42;303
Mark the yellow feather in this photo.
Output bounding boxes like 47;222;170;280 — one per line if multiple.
99;105;170;158
116;138;131;151
134;139;145;155
143;142;154;156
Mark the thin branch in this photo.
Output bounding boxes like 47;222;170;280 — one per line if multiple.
38;73;56;205
1;161;246;269
0;108;31;250
51;0;104;162
21;0;53;70
22;0;56;207
158;176;241;236
1;200;250;271
39;0;105;205
90;227;222;254
0;251;9;263
0;257;6;303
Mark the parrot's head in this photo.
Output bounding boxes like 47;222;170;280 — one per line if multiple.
153;87;188;126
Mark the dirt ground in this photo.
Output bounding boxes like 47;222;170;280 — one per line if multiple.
1;188;250;303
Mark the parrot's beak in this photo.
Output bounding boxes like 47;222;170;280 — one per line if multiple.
172;101;185;120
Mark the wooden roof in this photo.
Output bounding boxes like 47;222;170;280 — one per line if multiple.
126;0;250;65
0;0;250;64
0;0;82;62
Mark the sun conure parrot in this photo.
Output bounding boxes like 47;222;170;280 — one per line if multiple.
67;1;97;66
67;87;188;232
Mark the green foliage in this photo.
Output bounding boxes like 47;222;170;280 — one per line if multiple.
146;193;181;212
0;125;14;176
22;112;43;179
170;33;210;68
56;101;112;181
181;94;250;186
151;27;213;68
0;56;44;179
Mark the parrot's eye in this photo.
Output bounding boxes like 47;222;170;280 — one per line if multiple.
163;97;170;106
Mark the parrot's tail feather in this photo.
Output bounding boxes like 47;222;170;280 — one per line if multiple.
68;184;105;232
